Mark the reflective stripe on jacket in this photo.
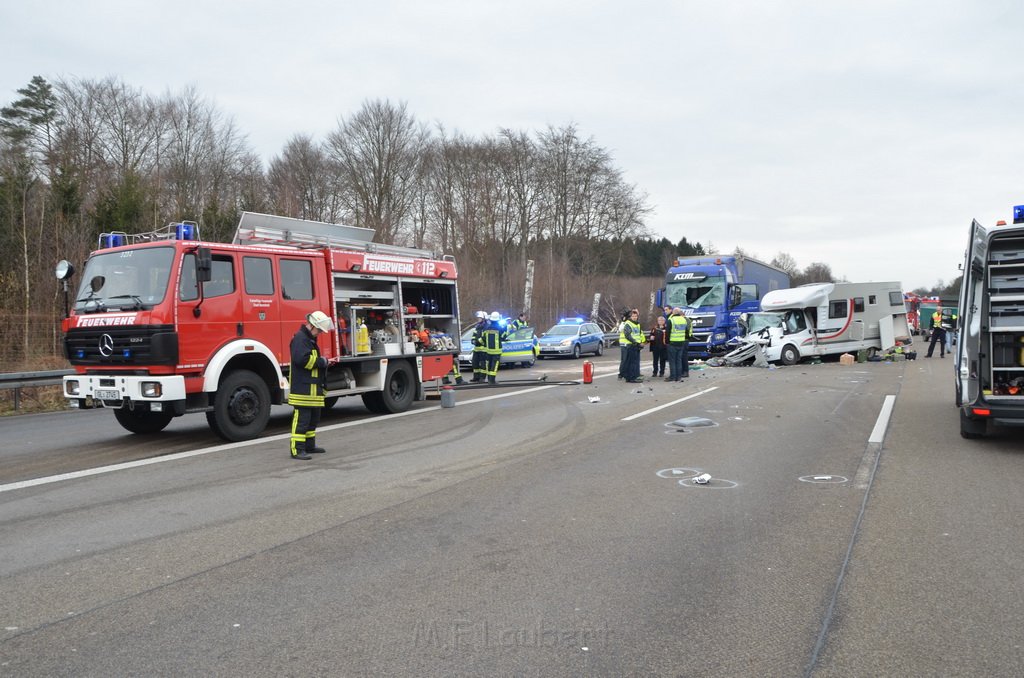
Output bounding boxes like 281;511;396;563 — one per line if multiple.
668;314;691;343
481;323;504;355
620;320;645;345
288;324;326;407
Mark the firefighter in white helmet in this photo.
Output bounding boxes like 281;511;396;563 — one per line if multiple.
470;311;489;382
479;311;506;384
288;310;334;460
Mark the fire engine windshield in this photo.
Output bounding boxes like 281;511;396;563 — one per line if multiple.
666;276;726;308
74;246;174;313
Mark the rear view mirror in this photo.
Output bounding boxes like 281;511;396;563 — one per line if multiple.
196;247;213;283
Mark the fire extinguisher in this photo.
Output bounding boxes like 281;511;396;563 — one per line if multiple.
582;360;594;384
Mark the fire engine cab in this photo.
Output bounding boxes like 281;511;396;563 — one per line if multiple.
59;212;461;441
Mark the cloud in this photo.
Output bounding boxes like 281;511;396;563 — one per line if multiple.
2;0;1023;290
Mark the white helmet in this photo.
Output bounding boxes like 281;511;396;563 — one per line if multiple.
307;310;334;332
489;312;501;322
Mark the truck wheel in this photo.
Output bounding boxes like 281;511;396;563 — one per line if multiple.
361;392;386;413
780;345;800;366
207;369;271;441
114;407;174;434
362;360;416;414
596;341;604;356
959;409;987;439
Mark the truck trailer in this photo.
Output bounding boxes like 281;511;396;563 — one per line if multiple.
657;255;790;357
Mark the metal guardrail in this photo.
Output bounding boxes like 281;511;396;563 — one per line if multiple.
0;369;73;410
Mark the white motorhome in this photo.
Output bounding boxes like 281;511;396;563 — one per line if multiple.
750;282;911;365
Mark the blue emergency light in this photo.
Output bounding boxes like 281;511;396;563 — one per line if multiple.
103;234;125;248
1014;205;1024;224
76;349;86;359
559;317;585;324
122;349;132;359
175;222;196;240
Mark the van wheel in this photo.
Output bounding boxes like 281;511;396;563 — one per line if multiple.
206;369;271;441
780;345;800;366
114;407;174;434
960;410;987;439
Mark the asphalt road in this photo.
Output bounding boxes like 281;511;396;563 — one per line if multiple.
0;354;1021;676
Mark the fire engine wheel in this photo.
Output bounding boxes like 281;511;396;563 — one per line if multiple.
361;360;415;414
207;369;271;441
780;345;800;366
113;407;174;434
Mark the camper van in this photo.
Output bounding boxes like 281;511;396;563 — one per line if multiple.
753;282;911;365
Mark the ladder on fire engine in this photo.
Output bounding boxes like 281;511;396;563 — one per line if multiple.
232;211;446;261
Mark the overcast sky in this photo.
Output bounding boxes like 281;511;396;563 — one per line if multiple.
3;0;1022;291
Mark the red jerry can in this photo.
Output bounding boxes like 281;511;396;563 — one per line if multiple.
582;360;594;384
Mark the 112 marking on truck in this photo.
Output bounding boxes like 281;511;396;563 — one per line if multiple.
57;212;461;441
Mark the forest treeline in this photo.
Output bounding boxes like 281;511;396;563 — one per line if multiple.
0;75;949;371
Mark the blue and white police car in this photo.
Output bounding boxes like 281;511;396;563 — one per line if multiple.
537;318;606;359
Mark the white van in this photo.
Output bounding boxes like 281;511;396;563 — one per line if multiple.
752;282;912;365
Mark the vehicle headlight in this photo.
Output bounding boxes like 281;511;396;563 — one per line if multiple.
66;380;80;396
141;381;162;397
711;332;727;343
560;338;572;346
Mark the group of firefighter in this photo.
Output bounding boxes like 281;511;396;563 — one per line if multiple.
462;311;526;384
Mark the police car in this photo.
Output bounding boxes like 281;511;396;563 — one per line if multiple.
458;321;539;368
537;318;606;359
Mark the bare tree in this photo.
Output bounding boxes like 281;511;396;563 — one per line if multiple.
325;99;427;243
794;262;834;285
268;134;343;223
770;252;799;278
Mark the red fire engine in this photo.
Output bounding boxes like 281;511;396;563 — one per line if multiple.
59;212;461;441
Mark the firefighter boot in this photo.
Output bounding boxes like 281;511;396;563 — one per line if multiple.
306;438;326;454
455;376;465;385
291;444;312;461
488;375;496;384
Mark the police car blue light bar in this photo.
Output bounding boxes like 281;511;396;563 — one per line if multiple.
1014;205;1024;224
559;317;585;324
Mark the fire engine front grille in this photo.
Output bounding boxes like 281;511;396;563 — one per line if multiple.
64;325;178;366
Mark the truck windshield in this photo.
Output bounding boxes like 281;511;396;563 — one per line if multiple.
74;247;174;313
666;276;726;308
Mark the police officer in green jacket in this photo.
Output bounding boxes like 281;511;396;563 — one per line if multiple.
289;310;334;460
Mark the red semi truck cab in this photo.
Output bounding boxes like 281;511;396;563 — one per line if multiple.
61;213;461;441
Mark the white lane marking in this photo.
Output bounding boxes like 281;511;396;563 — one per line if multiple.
620;387;718;421
868;395;896;444
0;382;566;495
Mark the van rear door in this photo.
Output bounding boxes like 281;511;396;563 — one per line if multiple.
956;219;987;407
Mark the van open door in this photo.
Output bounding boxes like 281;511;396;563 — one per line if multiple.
956;219;987;408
